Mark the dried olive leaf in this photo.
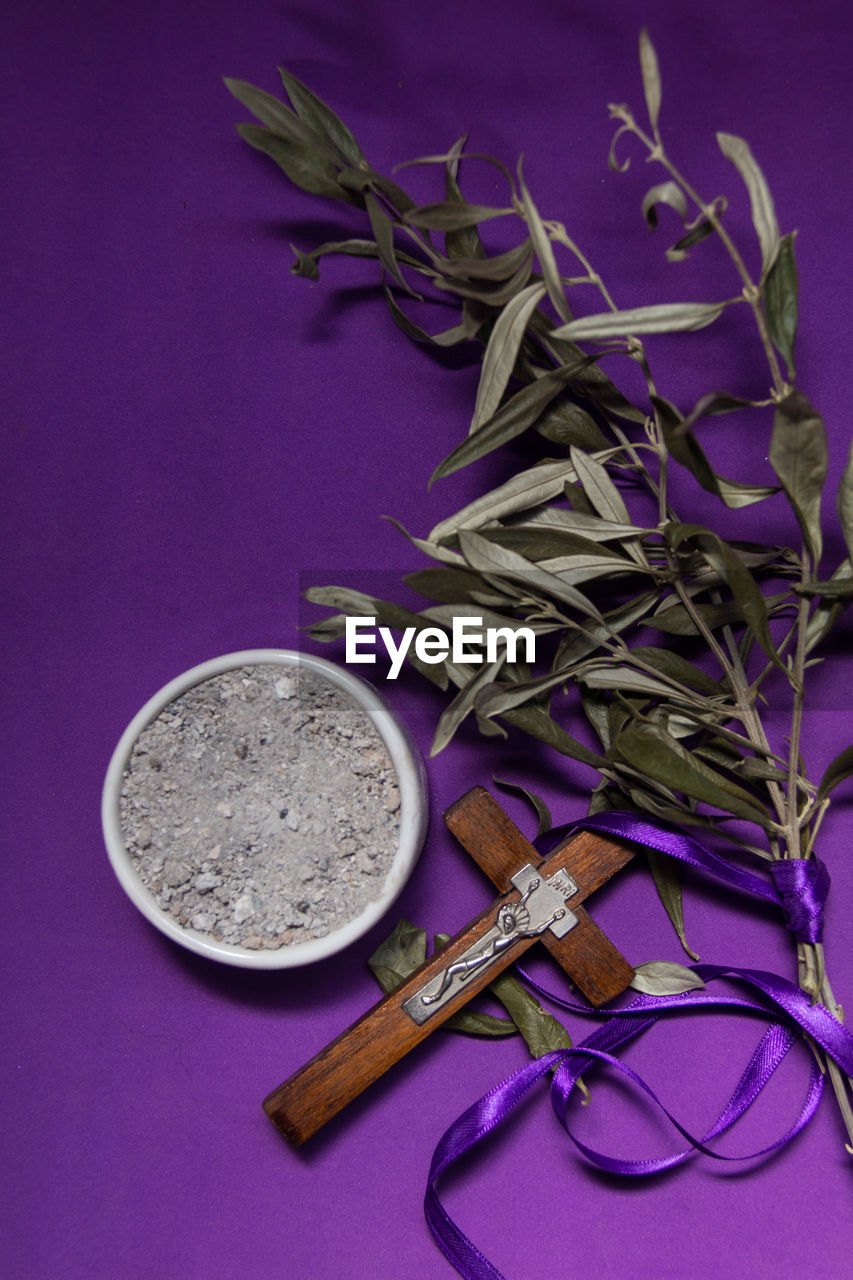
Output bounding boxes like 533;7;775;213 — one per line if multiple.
646;850;700;961
473;665;573;727
711;477;779;510
476;668;577;720
292;238;428;277
554;590;664;667
235;124;354;202
523;506;652;542
817;744;853;802
694;737;751;769
335;166;375;195
667;523;784;668
432;364;579;483
371;171;419;216
581;687;611;750
493;778;553;837
666;215;717;262
478;524;624;562
650;592;790;638
487;970;575;1060
364;192;416;296
435;257;534;306
383;516;467;567
542;332;647;423
443;150;486;261
642;181;686;228
610;720;775;828
654;391;715;482
404;201;514;231
567;473;619;514
226;78;333;155
628;646;725;695
437;239;533;282
429;459;579;543
470;283;547;432
306;612;350;641
444;133;470;179
737;757;792;785
551;300;727;343
403;566;509;605
579;665;680;700
475;710;509;740
458;529;606;623
608;122;633;173
837;441;853;562
565;450;649;565
534;399;610;451
680;390;754;432
769;390;827;563
764;231;799;374
717;132;780;278
630;960;705;995
430;657;505;756
367;918;427;994
443;1008;519;1037
588;780;629;815
501;702;607;769
384;286;479;348
569;446;631;524
639;28;662;133
726;540;792;571
540;552;642;587
656;707;706;741
518;169;571;323
627;788;693;827
654;395;777;509
804;560;853;655
278;67;367;168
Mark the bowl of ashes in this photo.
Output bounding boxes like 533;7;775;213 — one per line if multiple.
102;649;428;968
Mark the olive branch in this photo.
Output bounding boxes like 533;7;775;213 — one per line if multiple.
226;29;853;1150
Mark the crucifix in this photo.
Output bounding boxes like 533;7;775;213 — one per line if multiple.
263;786;636;1145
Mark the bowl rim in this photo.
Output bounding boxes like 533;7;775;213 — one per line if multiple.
101;648;428;968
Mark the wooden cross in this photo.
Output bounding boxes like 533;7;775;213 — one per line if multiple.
263;786;636;1145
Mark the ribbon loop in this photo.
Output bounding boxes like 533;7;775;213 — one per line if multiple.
425;964;853;1280
769;857;831;942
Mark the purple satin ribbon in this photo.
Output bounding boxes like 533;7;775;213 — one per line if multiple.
770;858;831;942
424;814;851;1280
538;811;831;943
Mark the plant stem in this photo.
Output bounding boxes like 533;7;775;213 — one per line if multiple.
785;566;812;859
609;107;788;399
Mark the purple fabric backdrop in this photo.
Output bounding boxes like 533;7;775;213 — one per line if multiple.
3;1;853;1275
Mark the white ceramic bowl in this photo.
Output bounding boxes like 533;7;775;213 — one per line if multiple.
102;649;428;968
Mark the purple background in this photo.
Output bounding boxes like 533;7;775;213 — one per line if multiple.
4;1;853;1275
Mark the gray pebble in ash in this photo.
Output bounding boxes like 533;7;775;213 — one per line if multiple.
119;664;401;950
